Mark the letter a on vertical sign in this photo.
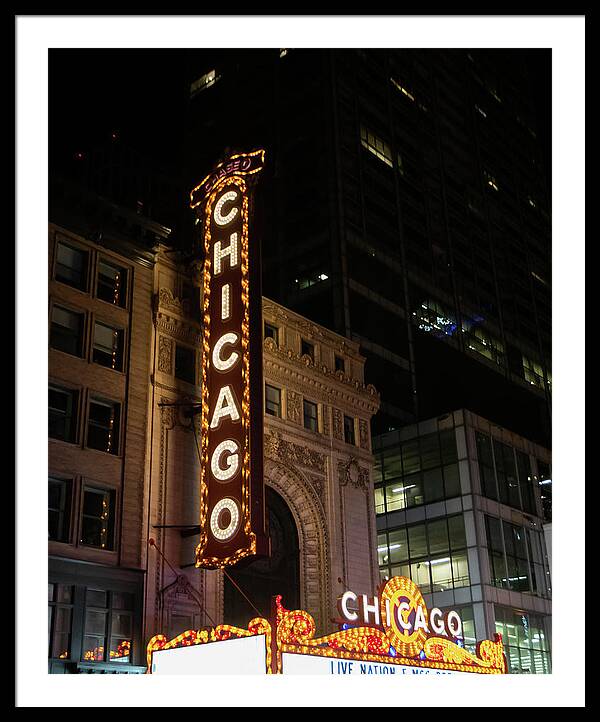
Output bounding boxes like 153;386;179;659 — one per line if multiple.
190;149;268;568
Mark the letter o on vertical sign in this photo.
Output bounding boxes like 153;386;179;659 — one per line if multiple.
190;150;268;569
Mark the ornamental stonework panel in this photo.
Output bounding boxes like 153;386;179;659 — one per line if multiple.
264;430;326;474
287;390;302;425
332;408;343;441
359;419;370;450
158;335;173;374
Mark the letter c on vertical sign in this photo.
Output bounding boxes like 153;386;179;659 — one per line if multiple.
212;332;240;372
337;591;358;622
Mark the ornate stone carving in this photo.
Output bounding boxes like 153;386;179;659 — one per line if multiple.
306;473;325;498
264;430;326;474
158;287;190;316
321;404;330;437
287;390;302;424
332;408;343;441
338;457;369;491
359;419;370;450
158;335;173;374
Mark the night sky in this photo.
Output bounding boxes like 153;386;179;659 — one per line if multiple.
49;48;551;192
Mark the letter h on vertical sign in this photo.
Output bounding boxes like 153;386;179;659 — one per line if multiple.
190;149;269;568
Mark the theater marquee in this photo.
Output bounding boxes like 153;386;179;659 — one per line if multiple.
190;150;268;569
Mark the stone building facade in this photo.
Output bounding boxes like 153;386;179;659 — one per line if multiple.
146;246;381;642
48;202;380;672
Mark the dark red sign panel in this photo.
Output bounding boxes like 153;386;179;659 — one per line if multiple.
191;150;268;568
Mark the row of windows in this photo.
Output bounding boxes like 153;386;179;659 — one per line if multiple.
50;303;126;372
494;606;551;674
265;383;358;445
476;432;538;515
49;384;122;455
377;515;470;593
485;515;550;598
53;240;129;308
49;583;134;664
373;430;460;512
49;476;117;550
265;321;346;373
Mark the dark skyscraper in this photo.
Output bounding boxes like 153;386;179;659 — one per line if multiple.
184;48;551;446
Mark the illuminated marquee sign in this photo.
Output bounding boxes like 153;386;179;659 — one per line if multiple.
190;150;268;568
147;576;506;674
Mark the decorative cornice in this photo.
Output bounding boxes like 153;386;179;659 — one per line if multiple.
158;287;191;317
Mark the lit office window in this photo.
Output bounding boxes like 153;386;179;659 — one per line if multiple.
265;384;281;418
97;260;127;307
537;460;552;523
390;77;415;102
93;322;124;371
360;126;393;167
484;170;499;191
494;607;551;674
378;516;470;592
462;324;504;366
523;355;545;389
190;69;218;97
55;241;88;291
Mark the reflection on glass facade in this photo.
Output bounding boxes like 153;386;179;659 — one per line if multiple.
374;429;460;513
494;606;551;674
485;515;550;597
377;515;469;593
476;432;537;514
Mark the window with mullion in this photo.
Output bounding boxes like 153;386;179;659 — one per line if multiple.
48;584;74;660
49;385;79;443
55;241;88;291
97;259;128;307
265;384;281;417
87;397;121;454
48;476;72;543
93;322;124;371
80;486;115;550
303;399;318;432
50;305;84;357
82;590;133;664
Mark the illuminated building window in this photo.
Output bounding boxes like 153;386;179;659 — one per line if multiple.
522;355;545;389
97;259;128;308
48;476;72;543
413;298;457;338
301;339;315;361
462;323;504;366
484;515;549;597
494;607;551;674
475;104;487;118
303;399;318;432
93;322;124;372
264;321;279;345
360;125;393;167
175;344;196;385
87;397;121;455
528;196;537;208
265;384;281;418
279;49;288;58
295;271;329;290
537;459;552;523
483;170;499;191
54;241;88;291
334;355;345;373
82;589;133;664
374;430;460;513
190;69;219;97
48;583;73;660
50;304;84;357
344;415;356;445
49;384;79;443
80;487;115;550
390;77;415;102
377;516;470;592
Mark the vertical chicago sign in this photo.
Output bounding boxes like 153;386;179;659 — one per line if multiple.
190;150;268;568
